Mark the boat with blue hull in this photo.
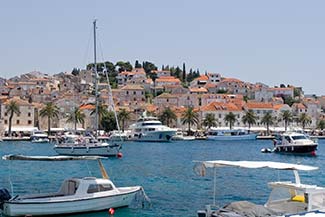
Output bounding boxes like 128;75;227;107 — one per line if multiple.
207;128;257;141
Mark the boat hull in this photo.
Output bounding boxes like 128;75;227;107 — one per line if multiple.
132;131;176;142
3;187;141;216
207;133;257;141
53;144;120;157
273;144;317;155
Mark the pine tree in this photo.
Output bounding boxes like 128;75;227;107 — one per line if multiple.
182;62;186;82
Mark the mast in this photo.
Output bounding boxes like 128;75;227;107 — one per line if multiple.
93;19;98;138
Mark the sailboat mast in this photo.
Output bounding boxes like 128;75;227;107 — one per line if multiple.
93;19;98;138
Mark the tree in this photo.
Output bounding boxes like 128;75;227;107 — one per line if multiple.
182;62;186;82
90;103;108;130
101;111;117;132
134;60;142;68
181;107;199;134
317;120;325;131
261;112;274;135
242;110;258;133
224;112;236;129
298;113;312;130
116;61;133;72
5;100;20;137
118;108;130;132
67;107;85;131
281;110;293;131
39;102;60;136
143;61;158;74
202;113;217;129
159;107;177;127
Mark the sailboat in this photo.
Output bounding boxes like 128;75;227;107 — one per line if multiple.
54;20;122;157
0;154;146;216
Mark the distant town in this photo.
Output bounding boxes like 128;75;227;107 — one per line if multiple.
1;60;324;137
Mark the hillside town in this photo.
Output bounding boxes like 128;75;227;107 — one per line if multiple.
0;64;325;138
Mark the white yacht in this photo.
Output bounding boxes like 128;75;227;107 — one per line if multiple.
129;116;176;142
30;130;49;143
0;155;147;216
207;127;257;141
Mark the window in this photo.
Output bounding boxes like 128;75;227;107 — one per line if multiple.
16;120;20;124
126;91;129;95
4;113;7;116
28;112;31;117
4;120;7;124
133;91;136;95
28;120;32;125
87;184;113;193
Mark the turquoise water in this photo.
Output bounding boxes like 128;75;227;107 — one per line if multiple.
0;139;325;217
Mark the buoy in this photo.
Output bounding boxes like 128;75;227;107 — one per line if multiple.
108;208;115;215
117;152;123;158
311;151;316;156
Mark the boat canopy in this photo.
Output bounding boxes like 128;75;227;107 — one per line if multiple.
2;154;106;161
200;160;318;171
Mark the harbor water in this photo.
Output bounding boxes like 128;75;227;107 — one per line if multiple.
0;139;325;217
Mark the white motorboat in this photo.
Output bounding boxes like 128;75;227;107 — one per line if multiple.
195;160;325;217
54;134;121;157
0;155;147;216
129;115;176;142
272;132;318;155
30;130;49;143
206;128;257;141
172;130;195;141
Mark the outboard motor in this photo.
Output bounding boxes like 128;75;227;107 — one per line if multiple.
0;188;11;209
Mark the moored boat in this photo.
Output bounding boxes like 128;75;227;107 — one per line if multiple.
206;128;257;141
273;132;318;155
30;130;49;143
195;160;324;217
0;155;147;216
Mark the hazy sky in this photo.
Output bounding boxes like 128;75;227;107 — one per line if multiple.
1;1;325;95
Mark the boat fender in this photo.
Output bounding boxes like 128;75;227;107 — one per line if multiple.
86;146;89;153
71;147;74;153
108;208;115;215
117;152;123;158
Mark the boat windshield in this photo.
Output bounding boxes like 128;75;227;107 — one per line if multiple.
142;122;162;126
292;135;307;140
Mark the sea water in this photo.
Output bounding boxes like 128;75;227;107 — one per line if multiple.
0;139;324;217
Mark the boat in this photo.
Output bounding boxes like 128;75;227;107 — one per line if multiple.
172;130;195;141
0;154;147;216
129;113;176;142
272;132;318;155
54;134;121;157
54;20;123;157
206;127;257;141
195;160;325;217
30;130;49;143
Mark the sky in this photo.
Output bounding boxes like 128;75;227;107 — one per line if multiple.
1;0;325;95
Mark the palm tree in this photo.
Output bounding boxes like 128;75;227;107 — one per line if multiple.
202;113;217;129
67;107;85;131
118;108;130;132
224;112;236;129
242;110;258;133
298;113;312;130
281;110;293;132
181;107;199;134
5;100;20;137
159;107;177;127
261;112;274;135
39;102;60;135
90;103;108;130
317;120;325;131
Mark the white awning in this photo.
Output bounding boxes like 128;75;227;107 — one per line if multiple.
200;160;318;171
5;126;38;132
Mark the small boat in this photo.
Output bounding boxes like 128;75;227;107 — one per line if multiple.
172;130;195;141
273;132;318;155
129;114;176;142
30;130;49;143
0;155;147;216
54;134;121;157
195;160;325;217
206;128;257;141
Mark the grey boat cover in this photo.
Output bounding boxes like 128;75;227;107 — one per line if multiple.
212;201;281;217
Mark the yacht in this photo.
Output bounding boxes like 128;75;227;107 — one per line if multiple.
206;127;257;141
273;132;318;155
30;130;49;143
129;116;176;142
172;129;195;141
